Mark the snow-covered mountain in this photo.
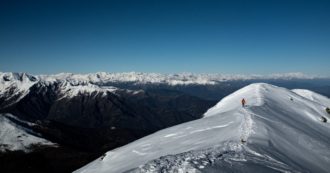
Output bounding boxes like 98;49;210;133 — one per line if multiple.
0;72;138;109
74;83;330;173
0;73;38;109
40;72;319;85
0;72;322;87
0;113;55;152
1;72;330;172
0;72;214;153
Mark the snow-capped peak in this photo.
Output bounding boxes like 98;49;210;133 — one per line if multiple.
0;72;37;82
1;72;325;87
74;83;330;173
42;72;324;85
0;72;144;106
0;73;38;108
58;81;118;98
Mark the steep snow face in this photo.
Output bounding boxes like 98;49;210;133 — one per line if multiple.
0;73;37;108
0;72;37;92
0;114;55;152
58;82;118;98
75;83;330;173
292;89;330;107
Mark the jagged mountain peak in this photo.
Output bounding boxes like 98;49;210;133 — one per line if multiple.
0;72;37;83
0;72;325;87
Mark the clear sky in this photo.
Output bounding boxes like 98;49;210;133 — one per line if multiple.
0;0;329;75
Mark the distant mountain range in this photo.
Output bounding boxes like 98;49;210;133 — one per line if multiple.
0;72;326;86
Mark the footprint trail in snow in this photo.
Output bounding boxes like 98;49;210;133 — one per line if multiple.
239;107;254;144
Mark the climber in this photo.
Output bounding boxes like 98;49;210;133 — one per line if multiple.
241;98;246;107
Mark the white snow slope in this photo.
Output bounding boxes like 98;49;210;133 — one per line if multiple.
292;89;330;107
74;83;330;173
0;114;55;152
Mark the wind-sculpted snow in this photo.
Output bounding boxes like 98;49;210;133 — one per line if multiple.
75;108;243;173
75;83;330;173
292;89;330;107
128;144;294;173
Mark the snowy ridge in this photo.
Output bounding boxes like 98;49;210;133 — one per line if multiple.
0;114;55;152
75;83;330;173
292;89;330;107
38;72;324;85
0;73;37;108
57;81;144;99
0;72;144;102
203;83;267;116
57;81;119;98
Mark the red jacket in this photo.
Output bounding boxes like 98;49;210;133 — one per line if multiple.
241;99;246;105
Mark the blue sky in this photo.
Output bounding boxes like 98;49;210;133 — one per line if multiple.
0;0;329;75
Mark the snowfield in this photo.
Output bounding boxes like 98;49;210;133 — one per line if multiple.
292;89;330;107
74;83;330;173
0;114;55;152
